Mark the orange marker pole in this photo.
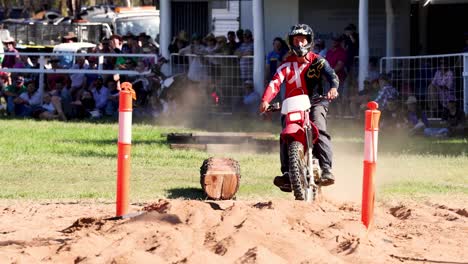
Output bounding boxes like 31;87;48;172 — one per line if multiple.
116;82;136;217
362;101;381;229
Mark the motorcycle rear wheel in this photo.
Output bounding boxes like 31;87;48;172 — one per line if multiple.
288;141;309;201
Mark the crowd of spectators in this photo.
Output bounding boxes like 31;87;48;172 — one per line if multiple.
0;24;466;138
0;31;159;120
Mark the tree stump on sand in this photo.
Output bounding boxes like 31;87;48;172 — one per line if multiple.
200;157;241;200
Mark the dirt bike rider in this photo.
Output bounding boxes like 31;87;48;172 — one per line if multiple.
259;24;340;191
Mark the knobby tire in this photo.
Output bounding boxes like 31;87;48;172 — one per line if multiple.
288;141;307;200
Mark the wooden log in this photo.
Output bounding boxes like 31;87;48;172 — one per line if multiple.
200;157;240;200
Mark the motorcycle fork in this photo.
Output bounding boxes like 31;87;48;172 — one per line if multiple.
304;113;318;189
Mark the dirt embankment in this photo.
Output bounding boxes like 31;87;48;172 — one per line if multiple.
0;197;466;263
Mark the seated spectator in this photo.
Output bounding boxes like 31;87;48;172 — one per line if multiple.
441;98;465;137
403;96;429;136
380;100;404;129
4;75;27;116
373;73;399;111
423;98;465;138
90;76;110;117
349;79;380;118
70;56;89;96
49;80;72;121
105;79;119;117
14;80;42;117
71;90;96;119
241;80;260;116
31;92;62;121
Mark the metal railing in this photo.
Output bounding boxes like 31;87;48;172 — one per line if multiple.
380;53;467;119
0;23;105;47
170;53;255;114
0;51;157;90
5;50;466;119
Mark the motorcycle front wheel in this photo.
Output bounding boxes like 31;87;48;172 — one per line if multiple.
288;141;309;201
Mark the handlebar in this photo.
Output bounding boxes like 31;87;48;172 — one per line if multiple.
265;102;281;112
263;95;327;114
310;95;326;105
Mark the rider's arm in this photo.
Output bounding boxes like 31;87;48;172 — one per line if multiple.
320;58;340;90
261;62;289;103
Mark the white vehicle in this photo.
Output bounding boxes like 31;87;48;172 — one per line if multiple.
52;42;96;68
81;6;160;42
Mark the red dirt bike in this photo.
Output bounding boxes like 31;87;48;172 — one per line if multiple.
266;94;323;202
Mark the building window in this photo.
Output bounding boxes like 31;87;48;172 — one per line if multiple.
212;0;228;9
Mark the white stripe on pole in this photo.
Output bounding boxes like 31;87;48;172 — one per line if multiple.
364;131;378;162
118;112;133;144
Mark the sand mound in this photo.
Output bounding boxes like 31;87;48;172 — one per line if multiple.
0;198;466;263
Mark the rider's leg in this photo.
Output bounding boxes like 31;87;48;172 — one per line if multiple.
275;115;292;192
310;105;333;169
310;104;335;185
279;115;289;173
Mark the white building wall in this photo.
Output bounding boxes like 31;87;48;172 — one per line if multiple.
297;0;410;57
263;0;299;54
211;0;240;36
240;0;253;34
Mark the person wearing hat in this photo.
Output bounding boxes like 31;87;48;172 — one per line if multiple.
404;95;428;135
214;35;229;54
168;30;189;54
440;97;465;137
2;37;19;69
62;32;78;43
203;33;217;53
108;34;127;69
109;34;124;52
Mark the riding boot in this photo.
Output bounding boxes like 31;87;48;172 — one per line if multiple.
310;104;334;185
